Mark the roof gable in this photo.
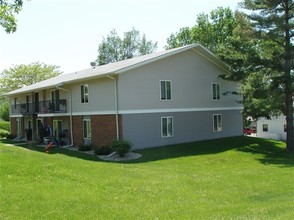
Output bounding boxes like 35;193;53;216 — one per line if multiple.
6;44;231;96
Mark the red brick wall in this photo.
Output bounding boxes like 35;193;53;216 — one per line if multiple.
10;118;16;136
91;115;117;148
71;115;123;149
72;116;83;147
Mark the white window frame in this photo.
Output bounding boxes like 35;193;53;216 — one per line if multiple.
213;114;222;132
16;118;21;137
161;116;174;138
81;84;89;104
83;119;91;139
212;83;220;100
262;124;268;132
160;80;172;101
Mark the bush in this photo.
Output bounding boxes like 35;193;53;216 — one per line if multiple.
111;140;133;157
78;144;92;151
0;129;9;138
6;133;16;140
95;145;113;155
0;121;10;132
0;102;9;121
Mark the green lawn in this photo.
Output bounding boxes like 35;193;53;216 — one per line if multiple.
0;137;293;219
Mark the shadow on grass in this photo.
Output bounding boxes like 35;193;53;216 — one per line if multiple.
0;139;100;162
131;136;294;167
1;136;293;167
235;137;294;167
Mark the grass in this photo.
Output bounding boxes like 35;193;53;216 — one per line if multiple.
0;136;293;219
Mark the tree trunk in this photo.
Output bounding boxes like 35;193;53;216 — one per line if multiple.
284;0;294;153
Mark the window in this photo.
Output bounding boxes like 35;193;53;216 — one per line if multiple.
213;114;222;132
83;119;91;139
161;116;173;137
262;124;268;132
284;124;287;132
81;84;89;103
212;83;220;100
51;90;60;111
160;80;171;100
16;118;20;137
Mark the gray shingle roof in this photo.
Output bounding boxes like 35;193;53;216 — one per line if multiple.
5;43;230;96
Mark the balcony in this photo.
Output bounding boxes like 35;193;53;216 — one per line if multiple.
11;100;67;115
38;100;67;114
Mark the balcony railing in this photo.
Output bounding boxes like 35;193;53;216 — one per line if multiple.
11;100;67;115
38;100;67;114
11;103;33;115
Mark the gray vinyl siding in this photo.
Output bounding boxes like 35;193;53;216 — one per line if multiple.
118;49;240;111
70;78;116;114
122;110;243;149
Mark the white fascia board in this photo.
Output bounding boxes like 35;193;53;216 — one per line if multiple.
65;107;243;116
119;107;243;114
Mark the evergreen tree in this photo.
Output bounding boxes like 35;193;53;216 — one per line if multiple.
242;0;294;152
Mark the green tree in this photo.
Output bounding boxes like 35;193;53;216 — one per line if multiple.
0;62;61;93
166;7;261;113
96;28;157;66
242;0;294;152
166;8;259;81
0;0;26;33
0;62;61;120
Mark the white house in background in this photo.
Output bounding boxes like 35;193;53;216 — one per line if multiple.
6;44;243;149
257;116;287;140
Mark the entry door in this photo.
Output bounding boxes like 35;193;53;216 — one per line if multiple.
26;95;30;114
51;90;60;111
53;120;62;141
36;119;43;136
34;93;39;113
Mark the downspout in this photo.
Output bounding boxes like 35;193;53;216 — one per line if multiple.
107;74;119;141
56;85;74;146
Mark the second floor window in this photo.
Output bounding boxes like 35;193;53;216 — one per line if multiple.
160;80;171;100
212;83;220;100
81;84;89;103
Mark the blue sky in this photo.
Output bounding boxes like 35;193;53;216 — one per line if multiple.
0;0;240;73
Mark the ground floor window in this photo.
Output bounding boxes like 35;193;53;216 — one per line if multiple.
83;119;91;139
161;116;173;137
16;118;20;137
263;124;268;132
213;114;222;132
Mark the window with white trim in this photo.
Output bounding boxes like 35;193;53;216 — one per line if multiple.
81;84;89;103
212;83;220;100
213;114;222;132
83;119;91;139
160;80;171;100
16;118;20;137
262;124;268;132
161;116;173;137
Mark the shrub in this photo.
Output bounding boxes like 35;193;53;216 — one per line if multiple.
0;129;9;138
95;145;113;155
0;121;10;132
6;133;16;140
78;144;92;151
111;140;133;157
